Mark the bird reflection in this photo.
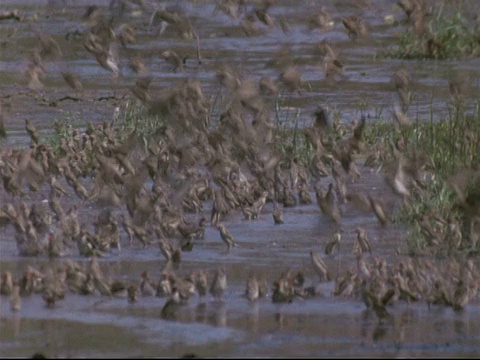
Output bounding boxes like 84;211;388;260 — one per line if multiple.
372;322;389;342
211;301;227;327
247;301;260;333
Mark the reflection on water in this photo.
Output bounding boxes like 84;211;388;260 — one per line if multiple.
1;293;480;357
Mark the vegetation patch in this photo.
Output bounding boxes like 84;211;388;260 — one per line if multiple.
378;2;480;60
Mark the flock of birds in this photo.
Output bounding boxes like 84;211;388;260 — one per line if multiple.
0;0;479;324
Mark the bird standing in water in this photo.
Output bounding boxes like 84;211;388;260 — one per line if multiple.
272;201;284;225
217;223;238;251
310;251;331;282
325;230;341;256
210;266;227;301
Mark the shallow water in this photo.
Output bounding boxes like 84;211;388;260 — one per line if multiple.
1;0;480;357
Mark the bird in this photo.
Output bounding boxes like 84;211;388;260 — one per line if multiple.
95;47;120;78
325;230;341;256
159;238;181;263
140;271;157;297
192;270;208;298
279;66;305;93
316;183;341;224
353;227;372;255
49;175;68;197
160;50;186;72
251;190;269;216
298;182;313;205
310;251;331;282
156;272;173;298
47;232;66;258
393;104;411;128
271;274;295;303
387;155;411;199
341;15;368;39
178;217;207;242
308;8;333;31
368;195;390;227
1;271;14;296
61;72;83;93
210;266;227;301
272;201;284;225
216;223;238;251
282;185;297;208
259;76;279;96
127;284;138;304
245;272;260;302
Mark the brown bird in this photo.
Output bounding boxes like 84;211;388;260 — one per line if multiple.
128;53;147;75
282;184;297;208
272;274;295;303
240;11;264;37
61;72;83;93
156;272;173;298
192;270;208;298
254;5;275;27
272;201;284;225
246;272;260;302
215;1;244;19
342;15;368;39
325;230;341;256
1;271;14;296
140;271;156;297
368;195;390;227
397;0;420;19
310;251;331;282
353;227;372;255
25;119;39;144
323;54;344;82
252;190;269;216
210;266;227;301
178;217;207;241
160;50;186;72
217;223;238;251
279;66;305;93
308;8;333;31
50;175;68;197
47;232;65;258
110;281;127;299
117;23;136;48
127;284;138;304
298;182;313;205
393;68;411;91
386;154;411;199
36;32;63;60
316;183;341;224
95;47;120;78
259;76;279;96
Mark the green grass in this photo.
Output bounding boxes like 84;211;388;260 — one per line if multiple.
378;2;480;59
364;99;480;255
43;85;479;257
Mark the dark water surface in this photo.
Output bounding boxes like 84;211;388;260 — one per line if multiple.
1;0;480;357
